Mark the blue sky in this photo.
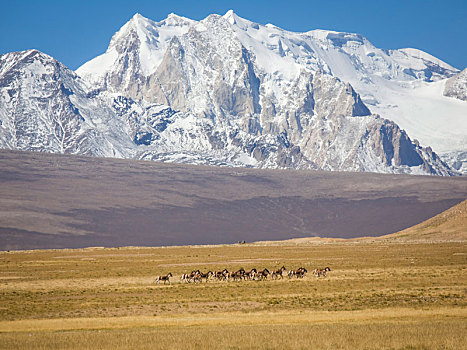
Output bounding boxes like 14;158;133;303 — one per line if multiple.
1;0;466;70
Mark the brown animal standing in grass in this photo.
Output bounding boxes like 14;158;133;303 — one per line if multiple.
271;266;286;280
296;267;307;278
314;267;331;278
288;267;307;279
198;271;213;282
187;270;202;283
256;268;270;280
245;268;257;280
229;268;246;282
155;272;173;284
214;269;229;281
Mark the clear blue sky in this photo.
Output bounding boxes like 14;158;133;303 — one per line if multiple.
1;0;466;70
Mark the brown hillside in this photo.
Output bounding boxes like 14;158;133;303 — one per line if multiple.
255;200;467;245
1;150;467;249
379;199;467;242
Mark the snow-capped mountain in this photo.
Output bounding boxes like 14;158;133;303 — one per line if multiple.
0;50;122;157
0;11;464;175
77;11;466;172
78;13;196;96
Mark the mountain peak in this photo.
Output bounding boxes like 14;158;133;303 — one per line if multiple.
223;9;236;20
167;12;182;19
109;13;155;46
0;49;49;78
126;13;155;30
106;12;163;55
222;9;254;29
130;13;145;21
161;12;194;26
5;49;57;66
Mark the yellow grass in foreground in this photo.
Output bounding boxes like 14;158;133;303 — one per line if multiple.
0;242;466;349
0;314;465;350
1;307;463;332
0;311;465;350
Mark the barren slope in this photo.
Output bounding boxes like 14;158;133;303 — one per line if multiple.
1;150;466;250
380;199;467;241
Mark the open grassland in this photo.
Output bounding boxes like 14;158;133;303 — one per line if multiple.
0;242;466;349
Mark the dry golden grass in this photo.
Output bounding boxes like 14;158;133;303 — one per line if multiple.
0;242;466;349
1;317;465;350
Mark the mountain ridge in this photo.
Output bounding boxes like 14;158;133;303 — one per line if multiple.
0;11;465;175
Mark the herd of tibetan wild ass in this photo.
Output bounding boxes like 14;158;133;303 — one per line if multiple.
155;266;331;284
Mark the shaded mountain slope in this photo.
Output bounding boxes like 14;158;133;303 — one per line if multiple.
1;150;466;250
380;199;467;242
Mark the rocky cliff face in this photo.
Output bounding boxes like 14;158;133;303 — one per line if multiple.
444;68;467;101
0;12;460;176
77;13;195;98
0;50;121;157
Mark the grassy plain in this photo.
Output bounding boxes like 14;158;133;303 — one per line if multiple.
0;242;466;349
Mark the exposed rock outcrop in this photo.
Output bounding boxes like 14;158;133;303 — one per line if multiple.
444;68;467;101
